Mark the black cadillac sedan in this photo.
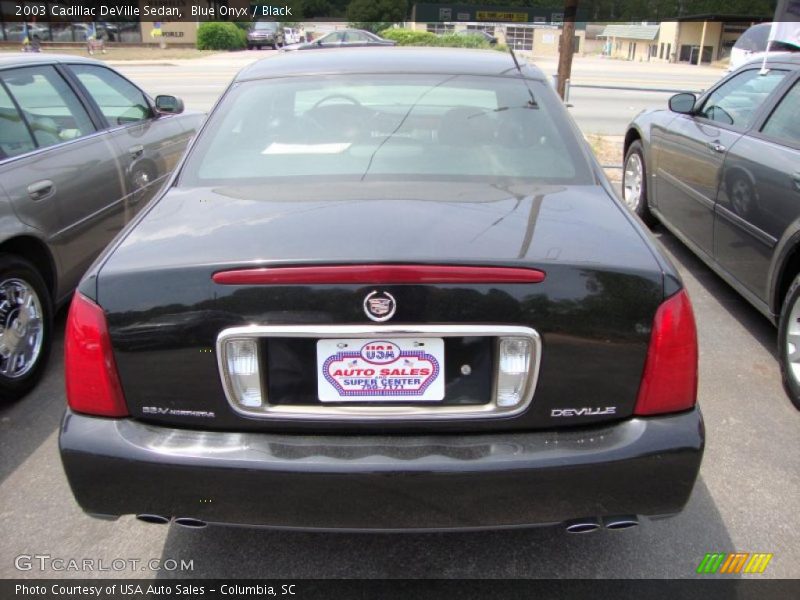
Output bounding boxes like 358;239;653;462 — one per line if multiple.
60;48;703;532
624;54;800;410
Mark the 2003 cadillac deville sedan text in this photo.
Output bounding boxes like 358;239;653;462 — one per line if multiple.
60;49;704;532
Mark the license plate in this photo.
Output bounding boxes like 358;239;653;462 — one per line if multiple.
317;338;445;402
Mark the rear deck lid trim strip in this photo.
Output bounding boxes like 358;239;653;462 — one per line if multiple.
212;265;546;285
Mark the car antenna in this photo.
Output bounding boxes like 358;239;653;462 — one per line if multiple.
508;46;538;108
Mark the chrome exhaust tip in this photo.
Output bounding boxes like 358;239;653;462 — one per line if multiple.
564;518;601;534
136;514;171;525
173;517;207;529
603;515;640;530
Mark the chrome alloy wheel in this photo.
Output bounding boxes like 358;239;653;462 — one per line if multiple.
730;177;753;217
786;295;800;386
623;152;643;211
0;278;44;379
132;167;151;189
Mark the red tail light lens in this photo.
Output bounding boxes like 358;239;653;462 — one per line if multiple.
65;293;128;417
212;264;546;285
634;289;698;416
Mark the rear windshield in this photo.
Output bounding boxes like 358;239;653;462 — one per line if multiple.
178;73;593;186
253;22;278;31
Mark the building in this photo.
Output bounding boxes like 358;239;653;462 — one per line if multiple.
410;21;595;56
599;19;768;65
598;24;659;62
664;18;767;63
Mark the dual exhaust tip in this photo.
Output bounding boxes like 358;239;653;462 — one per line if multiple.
565;515;640;534
136;514;207;528
136;513;638;533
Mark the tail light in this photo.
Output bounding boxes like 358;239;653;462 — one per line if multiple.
496;337;534;407
634;289;698;416
223;338;263;408
65;293;128;417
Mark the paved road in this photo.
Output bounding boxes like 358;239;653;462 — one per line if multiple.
2;53;798;580
112;52;724;136
530;56;722;135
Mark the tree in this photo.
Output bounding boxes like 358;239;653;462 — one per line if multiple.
347;0;407;32
301;0;335;19
556;0;578;100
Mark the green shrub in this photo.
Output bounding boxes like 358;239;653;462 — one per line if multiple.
379;28;503;51
436;33;491;49
196;22;246;51
347;0;407;29
379;29;438;46
350;21;400;34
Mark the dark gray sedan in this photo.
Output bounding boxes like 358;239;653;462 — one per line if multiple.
624;54;800;409
283;29;396;51
0;54;202;401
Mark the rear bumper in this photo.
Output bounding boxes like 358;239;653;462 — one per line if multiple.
59;408;704;530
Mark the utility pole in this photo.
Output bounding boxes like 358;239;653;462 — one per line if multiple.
556;0;579;100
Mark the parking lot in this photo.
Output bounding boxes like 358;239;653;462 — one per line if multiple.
1;53;798;579
106;51;725;135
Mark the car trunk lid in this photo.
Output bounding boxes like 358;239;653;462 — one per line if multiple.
95;181;668;433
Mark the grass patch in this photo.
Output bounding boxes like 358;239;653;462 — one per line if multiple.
585;134;623;182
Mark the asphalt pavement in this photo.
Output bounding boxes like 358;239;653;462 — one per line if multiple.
111;51;725;136
1;53;798;580
2;223;798;579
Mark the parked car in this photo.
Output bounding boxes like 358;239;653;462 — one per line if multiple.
454;29;498;45
283;27;301;45
60;48;703;532
282;29;396;51
246;21;284;50
727;22;800;72
624;54;800;409
4;23;49;42
0;54;202;401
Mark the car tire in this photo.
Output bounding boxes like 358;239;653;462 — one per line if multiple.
778;273;800;410
256;45;262;50
0;254;52;402
622;140;656;226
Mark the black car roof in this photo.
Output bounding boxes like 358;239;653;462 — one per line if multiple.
235;47;545;81
325;28;376;35
0;53;104;69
